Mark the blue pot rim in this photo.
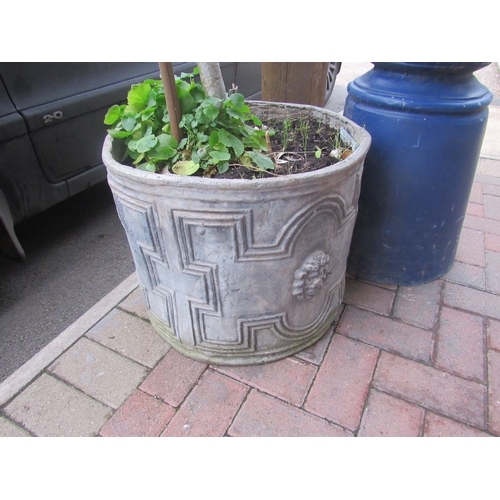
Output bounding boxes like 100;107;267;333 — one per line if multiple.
372;62;491;75
347;63;493;114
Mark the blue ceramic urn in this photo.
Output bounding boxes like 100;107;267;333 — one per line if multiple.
344;62;493;285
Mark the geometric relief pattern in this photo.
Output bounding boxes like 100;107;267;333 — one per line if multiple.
116;191;353;358
114;196;177;334
238;275;345;343
172;194;353;263
170;194;353;355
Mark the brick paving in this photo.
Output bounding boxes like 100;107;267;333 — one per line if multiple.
1;162;499;438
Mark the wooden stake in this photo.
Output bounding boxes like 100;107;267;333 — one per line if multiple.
158;62;183;142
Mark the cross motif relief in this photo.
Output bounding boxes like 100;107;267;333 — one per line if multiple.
115;197;222;348
116;194;353;358
170;196;353;354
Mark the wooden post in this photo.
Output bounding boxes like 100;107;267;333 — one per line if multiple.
158;62;183;142
262;62;329;107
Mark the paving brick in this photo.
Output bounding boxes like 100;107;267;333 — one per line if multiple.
435;307;486;383
86;308;170;368
424;412;492;437
474;175;500;189
482;182;500;197
228;390;352;437
215;356;317;407
443;261;486;290
0;417;31;437
464;214;500;236
99;390;175;437
358;278;398;291
160;369;248;437
294;324;335;365
357;389;424;437
487;319;500;351
455;227;485;267
485;233;500;252
483;194;500;220
488;349;500;436
140;348;207;407
393;280;441;330
443;282;500;320
468;181;483;204
467;202;484;217
337;306;434;363
480;160;500;178
4;374;112;437
118;287;149;321
305;335;379;431
373;351;487;429
343;278;395;316
48;337;148;409
485;250;500;294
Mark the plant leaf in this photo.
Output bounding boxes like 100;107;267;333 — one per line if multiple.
177;85;196;114
136;162;157;172
155;133;178;153
249;151;274;170
209;130;219;148
240;153;253;167
225;107;245;122
136;135;158;153
209;151;231;162
249;114;262;126
107;128;134;139
104;105;122;125
121;114;137;132
127;83;152;113
218;129;244;157
228;93;245;110
203;103;219;121
217;162;229;174
172;160;200;176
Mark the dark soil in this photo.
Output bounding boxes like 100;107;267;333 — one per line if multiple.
214;113;352;180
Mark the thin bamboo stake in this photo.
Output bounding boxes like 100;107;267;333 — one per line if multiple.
158;62;183;142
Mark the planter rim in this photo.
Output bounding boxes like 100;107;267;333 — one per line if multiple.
102;101;371;190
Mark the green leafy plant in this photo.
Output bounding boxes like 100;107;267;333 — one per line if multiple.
297;115;310;153
104;69;274;176
281;118;292;151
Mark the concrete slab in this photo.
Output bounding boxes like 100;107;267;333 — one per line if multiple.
4;374;112;437
48;337;148;409
0;272;138;406
86;308;170;369
0;416;31;437
479;158;500;178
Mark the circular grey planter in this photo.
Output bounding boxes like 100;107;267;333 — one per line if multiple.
103;102;371;365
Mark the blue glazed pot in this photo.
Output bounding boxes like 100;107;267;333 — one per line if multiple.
344;62;493;285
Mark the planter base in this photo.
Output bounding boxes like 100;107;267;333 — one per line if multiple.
148;280;342;366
